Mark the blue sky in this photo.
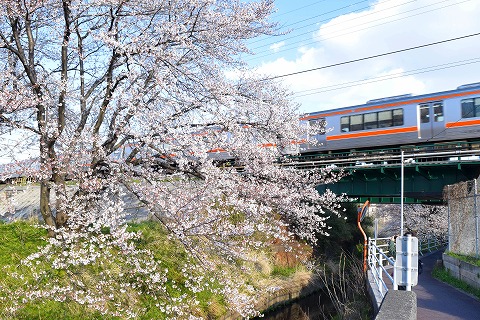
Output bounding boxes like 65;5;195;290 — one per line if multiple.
2;0;480;164
249;0;374;63
247;0;480;113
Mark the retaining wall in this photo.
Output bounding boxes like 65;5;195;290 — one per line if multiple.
221;273;322;320
366;270;384;314
443;253;480;290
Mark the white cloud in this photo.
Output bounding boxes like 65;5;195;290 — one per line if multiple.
256;0;480;113
269;41;285;53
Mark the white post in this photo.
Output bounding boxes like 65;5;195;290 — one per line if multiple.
393;234;398;291
401;150;404;236
406;234;412;291
379;250;384;296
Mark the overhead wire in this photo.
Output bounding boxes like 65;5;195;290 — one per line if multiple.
317;0;471;42
291;57;480;97
293;59;480;144
247;2;480;145
248;0;473;61
272;0;331;18
250;0;411;52
247;0;372;46
261;31;480;81
279;0;370;28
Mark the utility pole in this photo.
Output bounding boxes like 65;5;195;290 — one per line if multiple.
400;150;404;236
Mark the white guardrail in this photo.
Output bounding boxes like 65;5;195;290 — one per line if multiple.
368;237;395;299
368;235;447;299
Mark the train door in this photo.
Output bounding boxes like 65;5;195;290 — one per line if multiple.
418;101;445;140
309;118;327;150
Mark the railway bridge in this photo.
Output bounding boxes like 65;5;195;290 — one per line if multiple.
289;140;480;204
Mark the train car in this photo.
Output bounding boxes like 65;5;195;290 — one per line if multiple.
299;82;480;154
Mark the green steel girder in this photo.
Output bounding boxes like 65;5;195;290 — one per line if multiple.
317;162;480;204
380;167;399;180
415;165;436;180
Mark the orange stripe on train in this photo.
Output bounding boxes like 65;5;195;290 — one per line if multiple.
326;126;417;141
304;89;480;120
446;119;480;128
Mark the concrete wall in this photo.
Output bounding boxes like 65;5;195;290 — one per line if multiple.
443;253;480;290
366;270;384;314
0;185;148;221
375;290;417;320
445;179;479;257
367;270;417;320
220;273;323;320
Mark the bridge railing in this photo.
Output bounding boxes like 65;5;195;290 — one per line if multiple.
418;235;448;256
288;142;480;169
368;237;395;299
367;235;448;300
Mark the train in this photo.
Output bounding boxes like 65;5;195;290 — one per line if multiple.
3;81;480;181
298;82;480;154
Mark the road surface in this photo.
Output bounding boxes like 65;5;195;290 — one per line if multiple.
415;250;480;320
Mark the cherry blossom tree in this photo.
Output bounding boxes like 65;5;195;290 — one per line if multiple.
377;204;448;240
0;0;346;317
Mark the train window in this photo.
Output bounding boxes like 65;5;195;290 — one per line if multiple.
378;110;393;128
393;108;404;126
340;108;404;133
364;112;378;129
350;114;363;131
433;103;444;122
420;105;430;123
461;98;480;118
319;119;327;135
341;116;350;132
462;99;474;117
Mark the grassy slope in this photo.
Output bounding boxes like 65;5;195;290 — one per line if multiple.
0;220;307;319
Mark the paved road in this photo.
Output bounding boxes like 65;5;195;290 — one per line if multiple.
415;250;480;320
0;185;148;221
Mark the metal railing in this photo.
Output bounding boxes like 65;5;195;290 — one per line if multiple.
418;236;448;256
368;237;395;299
368;235;448;299
286;143;480;170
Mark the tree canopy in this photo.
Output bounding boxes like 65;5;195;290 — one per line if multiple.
0;0;346;317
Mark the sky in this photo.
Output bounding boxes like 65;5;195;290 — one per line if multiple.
248;0;480;114
2;0;480;164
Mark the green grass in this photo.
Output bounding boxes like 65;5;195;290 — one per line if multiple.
445;251;480;267
0;220;224;319
271;265;298;278
0;220;47;264
432;266;480;300
0;220;308;319
0;221;112;319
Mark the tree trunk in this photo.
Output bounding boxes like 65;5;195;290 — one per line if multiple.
39;139;68;234
40;182;55;237
54;173;68;228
